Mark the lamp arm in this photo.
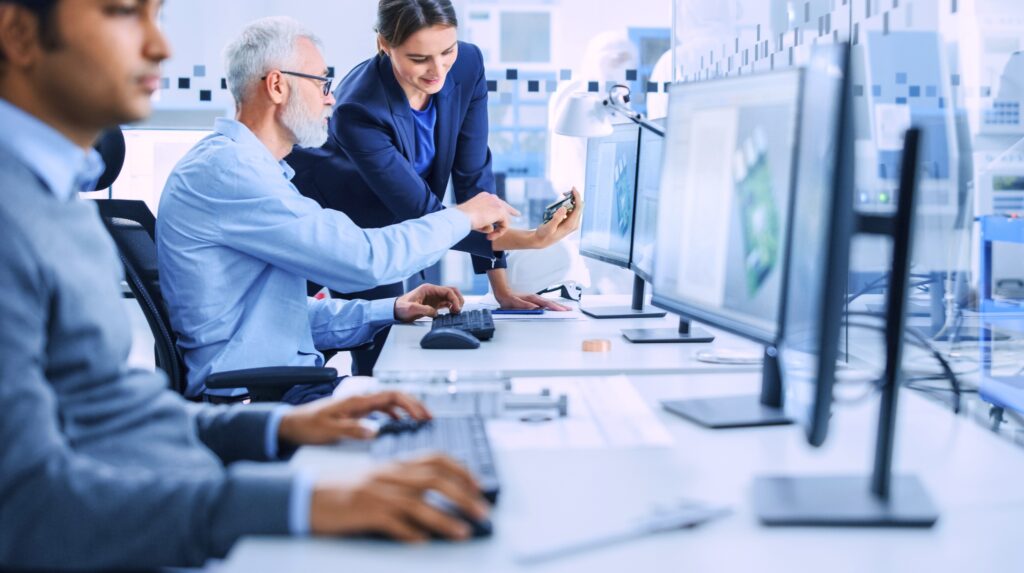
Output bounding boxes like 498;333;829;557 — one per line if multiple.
603;85;666;137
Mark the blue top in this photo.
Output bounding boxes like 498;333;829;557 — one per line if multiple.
287;41;506;279
158;118;472;400
0;97;307;565
410;96;437;178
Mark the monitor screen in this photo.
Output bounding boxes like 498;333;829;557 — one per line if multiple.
108;128;216;214
580;122;640;268
779;45;853;446
651;69;801;344
630;118;666;283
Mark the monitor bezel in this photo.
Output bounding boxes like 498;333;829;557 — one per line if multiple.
578;122;642;270
650;67;806;347
777;44;855;447
629;117;667;284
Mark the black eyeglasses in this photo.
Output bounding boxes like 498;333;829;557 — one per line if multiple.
261;70;334;96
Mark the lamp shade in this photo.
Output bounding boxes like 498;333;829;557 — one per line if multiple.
554;93;613;137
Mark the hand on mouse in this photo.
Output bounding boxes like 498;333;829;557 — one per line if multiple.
309;454;491;542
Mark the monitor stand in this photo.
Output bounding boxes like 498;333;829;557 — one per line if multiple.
622;317;715;344
754;129;938;527
659;348;792;428
753;475;938;527
581;275;667;319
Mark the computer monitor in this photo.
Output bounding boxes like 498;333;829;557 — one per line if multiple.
580;122;640;267
775;46;856;447
629;117;666;284
753;45;939;527
645;69;802;428
83;128;215;214
578;122;666;320
637;69;802;350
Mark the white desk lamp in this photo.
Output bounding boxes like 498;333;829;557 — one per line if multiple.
554;84;665;138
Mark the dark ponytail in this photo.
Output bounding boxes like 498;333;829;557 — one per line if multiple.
375;0;458;50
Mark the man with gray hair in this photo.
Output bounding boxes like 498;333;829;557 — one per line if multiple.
158;16;517;403
0;2;490;569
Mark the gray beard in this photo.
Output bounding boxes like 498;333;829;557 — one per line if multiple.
282;95;329;148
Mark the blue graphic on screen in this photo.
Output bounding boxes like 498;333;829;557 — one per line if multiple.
652;70;800;341
581;123;640;266
734;127;782;295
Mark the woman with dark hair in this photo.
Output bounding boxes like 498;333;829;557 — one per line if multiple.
288;0;582;374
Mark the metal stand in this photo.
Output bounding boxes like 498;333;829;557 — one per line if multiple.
753;129;938;527
753;475;938;526
660;348;791;428
622;317;715;344
581;275;666;319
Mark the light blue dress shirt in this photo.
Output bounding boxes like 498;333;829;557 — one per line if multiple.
0;98;104;199
158;119;471;534
157;118;471;400
0;99;310;534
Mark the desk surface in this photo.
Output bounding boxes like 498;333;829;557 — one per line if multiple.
374;295;762;379
222;372;1024;572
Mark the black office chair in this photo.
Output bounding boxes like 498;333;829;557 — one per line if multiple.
93;199;337;401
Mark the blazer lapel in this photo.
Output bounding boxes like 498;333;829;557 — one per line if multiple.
377;55;416;160
430;77;460;196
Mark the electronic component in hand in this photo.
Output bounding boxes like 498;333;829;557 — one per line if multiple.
543;192;576;223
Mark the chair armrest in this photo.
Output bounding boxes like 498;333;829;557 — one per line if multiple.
205;366;339;390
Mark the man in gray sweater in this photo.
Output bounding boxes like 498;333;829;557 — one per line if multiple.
0;1;490;569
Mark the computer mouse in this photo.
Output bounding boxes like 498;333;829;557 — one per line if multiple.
420;328;481;349
424;490;493;539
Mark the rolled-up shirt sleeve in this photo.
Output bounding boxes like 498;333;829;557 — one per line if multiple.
307;296;396;351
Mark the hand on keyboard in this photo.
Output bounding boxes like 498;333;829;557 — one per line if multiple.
308;453;491;542
278;391;431;446
395;283;465;322
430;309;495;341
372;417;501;502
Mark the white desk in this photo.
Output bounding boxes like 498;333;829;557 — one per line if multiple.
222;371;1024;572
374;295;763;379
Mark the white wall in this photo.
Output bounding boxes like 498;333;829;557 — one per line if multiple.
155;0;379;118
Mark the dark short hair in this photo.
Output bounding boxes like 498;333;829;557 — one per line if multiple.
375;0;457;49
0;0;62;63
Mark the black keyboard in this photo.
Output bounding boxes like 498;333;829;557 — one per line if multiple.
431;309;495;341
371;416;500;502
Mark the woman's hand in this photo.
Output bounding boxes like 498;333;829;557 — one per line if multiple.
490;187;584;251
487;268;571;311
532;187;583;249
494;290;571;311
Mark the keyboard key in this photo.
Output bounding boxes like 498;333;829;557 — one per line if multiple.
372;416;500;502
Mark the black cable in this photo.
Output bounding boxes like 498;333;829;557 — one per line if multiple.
846;317;961;390
845;277;935;305
845;274;890;305
842;317;963;413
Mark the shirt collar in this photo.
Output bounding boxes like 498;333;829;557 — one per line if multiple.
0;97;106;202
213;117;296;181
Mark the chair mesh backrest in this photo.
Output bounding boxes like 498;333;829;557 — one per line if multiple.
93;200;187;395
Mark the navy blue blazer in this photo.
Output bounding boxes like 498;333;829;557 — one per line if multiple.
287;41;505;275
